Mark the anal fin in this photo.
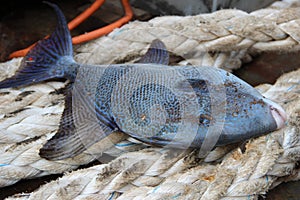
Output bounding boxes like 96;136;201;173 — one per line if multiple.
39;84;116;160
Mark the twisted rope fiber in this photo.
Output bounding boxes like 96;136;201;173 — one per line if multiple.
4;67;300;200
75;0;300;71
0;0;299;198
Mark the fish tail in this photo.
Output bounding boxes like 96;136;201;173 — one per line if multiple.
0;2;76;89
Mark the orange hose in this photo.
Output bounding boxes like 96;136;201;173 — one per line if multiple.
72;0;133;44
68;0;105;30
9;0;133;59
9;44;35;59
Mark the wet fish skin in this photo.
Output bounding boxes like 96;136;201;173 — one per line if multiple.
79;63;278;149
0;2;287;160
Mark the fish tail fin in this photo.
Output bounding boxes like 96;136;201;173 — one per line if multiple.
0;2;75;89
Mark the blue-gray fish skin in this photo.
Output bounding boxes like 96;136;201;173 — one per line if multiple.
76;64;283;149
0;3;287;160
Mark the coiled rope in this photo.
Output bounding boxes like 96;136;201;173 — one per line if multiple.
4;66;300;200
75;0;300;71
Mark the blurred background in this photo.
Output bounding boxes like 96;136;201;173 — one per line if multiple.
0;0;299;199
131;0;277;15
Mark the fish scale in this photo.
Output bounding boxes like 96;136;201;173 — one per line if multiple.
94;65;130;128
109;65;186;139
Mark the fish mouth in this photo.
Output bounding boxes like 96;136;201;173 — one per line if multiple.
264;99;287;129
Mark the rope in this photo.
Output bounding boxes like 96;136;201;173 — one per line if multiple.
75;0;300;71
0;0;299;197
4;67;300;200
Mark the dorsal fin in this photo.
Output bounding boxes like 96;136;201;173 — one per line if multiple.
137;39;169;65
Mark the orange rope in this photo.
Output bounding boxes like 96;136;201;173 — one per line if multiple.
9;0;133;59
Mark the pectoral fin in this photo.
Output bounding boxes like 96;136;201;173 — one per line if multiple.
137;39;169;65
39;84;115;160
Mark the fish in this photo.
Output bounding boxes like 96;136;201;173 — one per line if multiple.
0;2;287;160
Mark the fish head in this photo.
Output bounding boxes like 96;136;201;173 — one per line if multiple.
216;71;287;145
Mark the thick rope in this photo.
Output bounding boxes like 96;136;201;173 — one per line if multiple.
4;67;300;200
75;0;300;71
0;0;299;196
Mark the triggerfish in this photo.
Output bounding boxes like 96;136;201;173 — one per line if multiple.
0;2;287;160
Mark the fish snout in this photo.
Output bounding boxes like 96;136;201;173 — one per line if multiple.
264;98;287;129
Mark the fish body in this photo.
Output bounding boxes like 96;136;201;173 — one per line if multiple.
75;63;279;147
0;3;287;160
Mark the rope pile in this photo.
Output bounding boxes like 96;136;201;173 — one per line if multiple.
0;0;299;198
75;0;300;70
4;66;300;200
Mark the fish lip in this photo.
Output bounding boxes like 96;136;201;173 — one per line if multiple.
271;105;288;129
264;99;288;129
